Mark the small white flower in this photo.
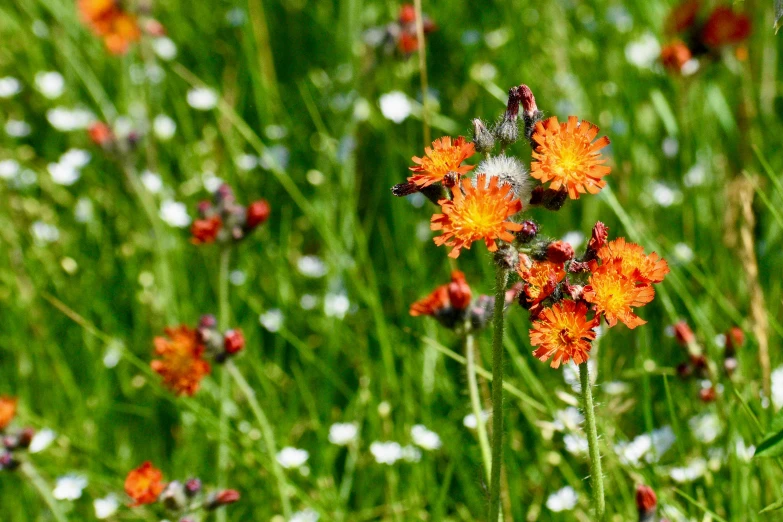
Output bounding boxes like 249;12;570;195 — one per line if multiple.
683;164;707;187
260;309;284;332
31;221;60;245
735;438;755;462
669;459;707;483
552;407;584;432
563;433;589;456
546;486;578;512
235;154;259;171
48;162;80;186
159;200;191;228
370;441;403;465
772;366;783;409
300;294;317;310
379;91;412;123
47;107;95;132
649;425;676;461
153;37;178;60
625;33;660;69
289;508;320;522
401;444;422;462
29;429;56;453
0;159;20;180
463;410;490;430
75;198;94;223
297;256;327;278
681;58;700;76
53;474;88;501
615;434;652;467
60;149;91;169
202;172;223;192
0;77;22;98
35;71;65;99
187;87;219;110
602;381;630;395
689;413;721;444
662;137;679;158
328;423;358;446
6;119;32;137
153;114;177;140
141;170;163;194
411;424;442;451
324;293;350;319
672;242;694;263
229;270;246;286
277;447;309;469
94;494;119;519
650;181;681;207
563;360;596;393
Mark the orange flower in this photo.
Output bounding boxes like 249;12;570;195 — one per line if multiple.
125;461;165;506
597;237;670;283
583;260;655;329
410;270;472;316
666;0;701;34
701;7;751;48
660;41;693;73
77;0;116;21
0;397;17;431
531;116;611;200
517;254;565;303
409;136;476;189
530;300;599;368
78;0;140;55
151;326;211;396
191;216;223;245
431;174;523;258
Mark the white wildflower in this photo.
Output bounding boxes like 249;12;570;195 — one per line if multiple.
276;447;309;469
29;429;56;453
141;170;163;194
324;293;350;319
94;494;119;519
669;459;707;483
53;475;88;500
297;256;327;278
153;114;177;140
0;77;22;98
370;441;403;465
289;508;320;522
0;159;20;180
159;200;191;228
463;410;490;430
689;412;721;444
379;91;412;123
328;423;358;446
153;37;178;60
625;33;661;69
6;119;32;137
259;309;284;332
411;424;442;451
187;87;218;110
546;486;578;512
35;71;65;99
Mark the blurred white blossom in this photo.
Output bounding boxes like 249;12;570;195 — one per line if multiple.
463;410;490;430
0;159;20;180
47;107;95;132
669;459;707;483
0;77;22;98
153;37;178;60
277;447;309;469
29;429;56;453
53;475;88;500
411;424;442;451
370;441;403;465
689;413;721;444
379;91;411;123
187;87;218;110
297;256;327;278
94;494;119;519
159;200;191;228
625;33;660;69
6;119;32;137
324;293;350;319
328;423;358;446
35;71;65;99
141;170;163;194
289;508;320;522
153;114;177;140
546;486;578;512
259;309;284;332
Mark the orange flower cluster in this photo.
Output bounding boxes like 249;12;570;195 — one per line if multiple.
662;1;751;73
0;397;17;431
409;136;476;190
530;116;611;200
410;270;471;317
527;224;669;368
125;461;165;506
151;326;211;396
78;0;141;55
431;174;523;258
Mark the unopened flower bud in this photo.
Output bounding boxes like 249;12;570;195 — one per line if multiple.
726;326;744;352
568;261;590;273
636;484;657;522
223;329;245;355
564;282;584;300
246;200;270;229
207;489;241;510
0;451;18;471
544;188;568;211
546;241;574;264
529;186;545;206
518;85;538;118
442;172;459;188
17;428;35;449
673;321;694;346
504;86;522;121
585;221;608;260
399;4;416;24
185;478;202;497
216;184;235;205
191;216;223;245
160;481;187;511
494;245;519;271
88;122;114;148
699;387;717;402
199;315;217;329
447;271;472;311
472;118;495;153
516;220;539;243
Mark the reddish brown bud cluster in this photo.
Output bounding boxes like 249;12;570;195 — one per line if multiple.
546;240;575;264
585;222;608;260
0;397;36;471
191;184;270;245
636;484;658;522
197;314;246;362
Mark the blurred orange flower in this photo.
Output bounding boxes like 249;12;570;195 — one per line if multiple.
531;116;611;200
151;326;211;396
666;0;701;34
191;216;223;245
702;7;751;48
410;270;471;316
530;300;599;368
0;397;17;430
661;41;693;72
78;0;141;55
431;174;523;258
597;238;670;283
583;260;655;329
409;136;476;189
125;461;165;506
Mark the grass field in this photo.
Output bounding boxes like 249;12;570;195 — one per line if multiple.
1;0;783;520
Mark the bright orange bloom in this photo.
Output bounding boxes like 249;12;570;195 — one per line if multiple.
431;174;523;258
125;461;165;506
517;254;565;303
530;116;611;200
78;0;141;55
530;300;599;368
77;0;115;21
151;326;211;396
0;397;17;431
701;7;751;48
583;260;655;329
597;237;670;283
410;270;471;316
191;216;223;245
661;41;693;72
409;136;476;189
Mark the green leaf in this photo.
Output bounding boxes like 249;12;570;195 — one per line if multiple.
776;0;783;33
753;408;783;457
760;497;783;513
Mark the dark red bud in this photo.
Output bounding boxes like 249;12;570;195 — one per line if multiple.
673;321;695;346
223;330;245;355
246;200;270;229
518;85;538;117
546;241;574;264
447;271;471;310
636;484;657;515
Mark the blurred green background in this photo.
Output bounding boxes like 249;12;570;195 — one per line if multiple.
1;0;783;520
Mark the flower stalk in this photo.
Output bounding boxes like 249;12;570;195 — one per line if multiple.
216;247;231;522
465;328;491;483
579;361;605;521
488;267;508;522
20;462;68;522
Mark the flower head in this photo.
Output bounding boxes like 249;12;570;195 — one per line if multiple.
530;300;599;368
661;41;693;73
0;397;17;430
584;260;655;329
78;0;140;55
701;7;751;48
597;237;670;283
408;136;476;189
191;216;222;245
531;116;611;199
125;461;165;506
151;326;211;396
410;270;472;316
666;1;701;34
431;174;523;258
517;255;565;304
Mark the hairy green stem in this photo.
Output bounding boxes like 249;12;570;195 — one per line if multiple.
216;247;231;522
579;361;605;521
227;361;293;518
465;329;491;484
21;461;68;522
488;268;508;522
